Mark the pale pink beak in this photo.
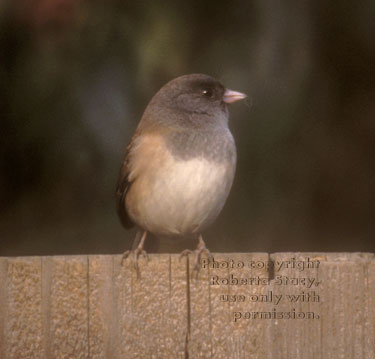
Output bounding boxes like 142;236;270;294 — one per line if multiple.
223;89;247;104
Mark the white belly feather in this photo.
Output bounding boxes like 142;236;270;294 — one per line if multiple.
138;157;234;236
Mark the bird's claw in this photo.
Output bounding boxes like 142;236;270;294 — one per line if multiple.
179;249;193;258
180;245;213;279
121;247;149;278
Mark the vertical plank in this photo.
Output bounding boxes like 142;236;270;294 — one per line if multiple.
366;260;375;359
109;255;123;359
87;255;114;359
41;256;52;359
187;253;212;359
169;254;189;358
228;253;270;359
48;256;89;359
201;253;232;359
268;252;323;359
0;258;8;359
116;253;186;358
319;253;374;359
4;257;44;359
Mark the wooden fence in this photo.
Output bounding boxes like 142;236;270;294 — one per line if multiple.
0;252;374;358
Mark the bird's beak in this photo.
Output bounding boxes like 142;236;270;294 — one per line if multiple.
223;89;247;104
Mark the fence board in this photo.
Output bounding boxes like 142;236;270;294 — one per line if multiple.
0;252;373;359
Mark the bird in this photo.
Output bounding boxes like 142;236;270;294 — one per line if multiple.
116;73;246;276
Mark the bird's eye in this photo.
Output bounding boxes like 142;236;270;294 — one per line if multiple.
202;88;214;98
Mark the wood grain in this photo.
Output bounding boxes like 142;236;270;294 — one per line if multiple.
0;253;373;359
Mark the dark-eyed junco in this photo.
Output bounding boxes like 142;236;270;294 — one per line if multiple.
116;73;246;275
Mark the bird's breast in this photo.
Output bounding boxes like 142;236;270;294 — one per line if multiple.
125;132;236;236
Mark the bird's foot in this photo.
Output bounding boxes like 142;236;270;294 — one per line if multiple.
180;235;213;278
121;247;149;277
121;231;148;278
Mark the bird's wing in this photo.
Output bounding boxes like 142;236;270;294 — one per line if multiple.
115;137;137;229
116;120;174;229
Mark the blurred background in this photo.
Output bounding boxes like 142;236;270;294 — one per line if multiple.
1;0;374;256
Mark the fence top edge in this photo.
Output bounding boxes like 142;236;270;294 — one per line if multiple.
0;252;374;262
